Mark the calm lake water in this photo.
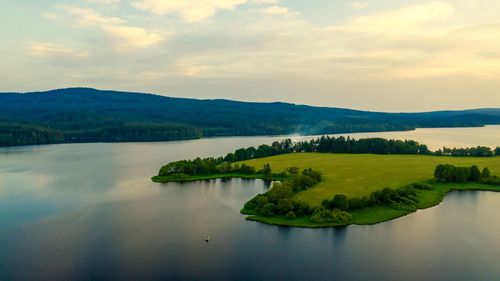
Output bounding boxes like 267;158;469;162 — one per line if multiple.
0;126;499;280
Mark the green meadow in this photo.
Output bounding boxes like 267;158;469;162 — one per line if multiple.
238;153;500;207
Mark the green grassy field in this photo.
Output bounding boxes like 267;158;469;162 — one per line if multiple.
239;153;500;206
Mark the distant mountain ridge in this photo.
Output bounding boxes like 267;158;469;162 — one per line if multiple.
0;87;499;147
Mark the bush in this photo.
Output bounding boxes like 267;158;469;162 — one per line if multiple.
262;163;272;180
285;167;299;175
302;168;322;182
347;198;365;210
267;182;294;203
239;164;256;174
482;168;491;178
310;208;352;224
481;176;500;186
260;203;276;217
331;209;353;224
293;201;312;216
310;208;333;223
332;194;349;211
412;183;433;190
321;199;331;209
470;165;482;181
277;199;294;214
285;211;296;220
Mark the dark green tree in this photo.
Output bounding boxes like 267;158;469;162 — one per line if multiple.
469;165;481;181
262;163;272;180
482;167;491;178
332;194;349;211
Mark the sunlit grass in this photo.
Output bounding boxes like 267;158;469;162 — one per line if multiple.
239;153;500;206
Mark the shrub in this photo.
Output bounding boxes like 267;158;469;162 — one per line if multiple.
277;199;294;214
293;201;312;216
331;209;353;224
321;199;331;209
239;164;256;174
267;182;294;203
481;176;500;186
262;163;272;180
302;168;322;182
260;203;276;217
310;208;333;223
412;183;433;190
469;165;481;182
332;194;349;211
347;198;365;210
285;211;296;220
285;167;299;175
482;168;491;178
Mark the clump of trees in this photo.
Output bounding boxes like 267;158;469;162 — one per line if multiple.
310;208;352;224
243;168;323;218
434;164;490;183
158;157;262;178
321;184;427;213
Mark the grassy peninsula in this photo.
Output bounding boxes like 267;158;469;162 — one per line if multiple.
152;137;500;228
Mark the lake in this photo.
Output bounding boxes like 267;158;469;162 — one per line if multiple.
0;126;499;280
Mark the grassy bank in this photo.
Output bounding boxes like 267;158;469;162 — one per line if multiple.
243;182;500;227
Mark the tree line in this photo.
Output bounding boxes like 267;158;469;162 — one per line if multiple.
0;123;64;146
435;146;498;157
0;122;202;147
222;137;499;164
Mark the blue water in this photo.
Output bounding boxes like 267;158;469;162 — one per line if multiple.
0;127;499;280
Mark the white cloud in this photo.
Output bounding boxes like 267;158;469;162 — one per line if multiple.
260;5;298;16
329;2;454;35
27;0;500;94
86;0;121;6
62;6;164;50
29;42;88;58
349;2;369;10
103;26;164;49
131;0;248;22
252;0;279;4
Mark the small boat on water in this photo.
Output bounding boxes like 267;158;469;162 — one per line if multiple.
204;235;210;242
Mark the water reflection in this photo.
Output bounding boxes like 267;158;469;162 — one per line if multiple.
0;127;499;280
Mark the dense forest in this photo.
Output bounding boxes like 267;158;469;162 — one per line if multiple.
0;123;64;146
1;87;500;146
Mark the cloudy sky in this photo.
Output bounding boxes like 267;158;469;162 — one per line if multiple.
1;0;499;111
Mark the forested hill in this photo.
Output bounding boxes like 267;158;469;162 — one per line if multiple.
1;87;499;147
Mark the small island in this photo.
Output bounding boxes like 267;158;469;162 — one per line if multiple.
152;137;500;227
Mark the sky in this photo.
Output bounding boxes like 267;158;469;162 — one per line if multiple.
1;0;499;112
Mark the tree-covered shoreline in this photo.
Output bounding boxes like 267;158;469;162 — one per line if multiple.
2;87;500;147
